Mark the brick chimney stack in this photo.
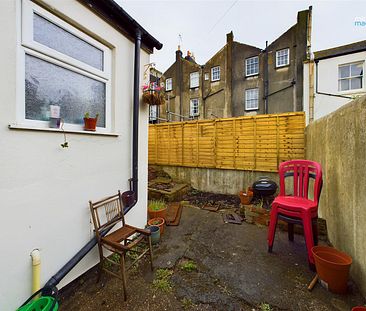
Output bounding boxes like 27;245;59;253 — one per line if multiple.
176;45;183;60
226;31;234;43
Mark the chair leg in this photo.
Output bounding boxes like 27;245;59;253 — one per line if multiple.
312;219;318;246
302;213;315;265
120;252;128;301
97;243;104;283
267;206;278;252
148;235;154;271
288;223;294;242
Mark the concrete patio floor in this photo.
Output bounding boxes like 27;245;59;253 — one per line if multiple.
60;205;365;310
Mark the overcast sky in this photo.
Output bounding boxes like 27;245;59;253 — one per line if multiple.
117;0;366;72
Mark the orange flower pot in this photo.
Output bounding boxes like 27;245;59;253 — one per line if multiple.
148;206;167;220
239;190;253;205
312;246;352;294
84;117;98;131
148;217;165;235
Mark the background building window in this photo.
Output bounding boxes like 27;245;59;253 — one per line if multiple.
246;56;259;76
204;73;209;81
211;66;220;81
338;62;364;91
149;105;158;123
276;48;290;67
165;78;173;91
21;0;111;130
190;98;199;116
245;88;259;110
190;72;199;88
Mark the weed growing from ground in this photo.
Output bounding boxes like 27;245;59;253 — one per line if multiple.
181;297;194;310
152;268;173;292
260;302;272;311
180;260;197;272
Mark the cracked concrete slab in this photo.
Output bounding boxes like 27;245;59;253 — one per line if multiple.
154;205;365;310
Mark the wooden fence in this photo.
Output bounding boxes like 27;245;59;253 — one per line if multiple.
148;112;305;172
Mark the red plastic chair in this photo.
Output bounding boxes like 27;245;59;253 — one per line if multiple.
267;160;323;268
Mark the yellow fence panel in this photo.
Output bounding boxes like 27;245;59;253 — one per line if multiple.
148;112;305;172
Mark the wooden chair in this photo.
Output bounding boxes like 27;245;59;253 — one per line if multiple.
89;191;153;300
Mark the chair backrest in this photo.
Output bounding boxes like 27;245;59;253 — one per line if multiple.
279;160;323;203
89;191;125;239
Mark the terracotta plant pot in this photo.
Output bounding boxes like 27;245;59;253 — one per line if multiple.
148;205;167;220
239;190;253;205
312;246;352;294
84;117;98;131
148;217;165;235
352;307;366;311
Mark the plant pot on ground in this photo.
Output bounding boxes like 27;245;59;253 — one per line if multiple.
148;199;167;220
146;225;160;245
239;189;253;205
83;112;99;131
147;217;165;235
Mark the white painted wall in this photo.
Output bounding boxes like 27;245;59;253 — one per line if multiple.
0;1;151;310
304;51;366;124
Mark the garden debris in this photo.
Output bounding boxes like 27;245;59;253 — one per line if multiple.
166;202;183;226
222;212;243;225
182;189;240;210
201;204;219;212
307;274;318;291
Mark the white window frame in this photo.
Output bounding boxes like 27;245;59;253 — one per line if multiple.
19;0;112;132
276;48;290;68
338;61;364;92
245;88;259;111
190;72;199;88
211;66;220;82
190;99;200;117
204;73;209;81
245;56;259;77
165;78;173;91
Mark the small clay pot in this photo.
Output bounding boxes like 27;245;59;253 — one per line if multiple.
239;190;253;205
148;217;165;235
84;117;98;131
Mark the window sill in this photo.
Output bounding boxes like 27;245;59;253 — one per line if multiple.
245;73;259;78
275;64;290;69
8;124;119;137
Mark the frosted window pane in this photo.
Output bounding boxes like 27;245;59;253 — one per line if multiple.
338;65;350;79
351;63;363;77
25;54;106;127
351;77;362;89
33;14;103;70
339;79;349;91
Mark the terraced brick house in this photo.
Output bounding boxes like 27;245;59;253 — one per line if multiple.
154;7;312;122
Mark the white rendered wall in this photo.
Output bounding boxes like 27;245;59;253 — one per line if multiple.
0;1;150;310
314;51;366;121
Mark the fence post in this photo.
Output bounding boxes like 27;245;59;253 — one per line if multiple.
254;116;257;171
276;115;280;169
155;125;158;165
233;119;237;169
